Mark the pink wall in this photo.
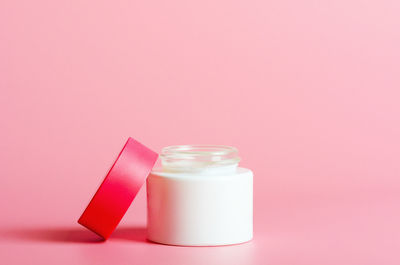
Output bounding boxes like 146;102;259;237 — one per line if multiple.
1;0;399;264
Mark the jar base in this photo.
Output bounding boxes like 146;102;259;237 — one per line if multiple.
147;236;253;247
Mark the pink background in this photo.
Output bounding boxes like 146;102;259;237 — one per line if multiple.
1;0;399;264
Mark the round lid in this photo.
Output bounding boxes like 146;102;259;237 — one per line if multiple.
78;137;158;239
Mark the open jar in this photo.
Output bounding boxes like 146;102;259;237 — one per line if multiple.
78;138;253;246
147;145;253;246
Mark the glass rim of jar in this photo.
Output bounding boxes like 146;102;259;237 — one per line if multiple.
160;145;241;170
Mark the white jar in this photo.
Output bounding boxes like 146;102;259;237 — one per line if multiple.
146;145;253;246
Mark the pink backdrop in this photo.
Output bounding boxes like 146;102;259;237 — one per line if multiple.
1;0;399;264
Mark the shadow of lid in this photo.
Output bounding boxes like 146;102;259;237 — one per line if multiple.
1;226;147;243
0;227;105;243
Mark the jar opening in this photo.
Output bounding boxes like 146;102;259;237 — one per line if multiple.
160;145;240;172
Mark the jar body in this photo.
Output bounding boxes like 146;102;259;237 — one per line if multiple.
146;167;253;246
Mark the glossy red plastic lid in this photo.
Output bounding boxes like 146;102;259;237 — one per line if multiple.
78;137;158;239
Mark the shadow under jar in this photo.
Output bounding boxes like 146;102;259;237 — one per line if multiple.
147;145;253;246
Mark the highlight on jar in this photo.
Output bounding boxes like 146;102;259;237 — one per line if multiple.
78;137;253;246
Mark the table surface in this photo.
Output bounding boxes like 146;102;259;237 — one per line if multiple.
1;183;399;265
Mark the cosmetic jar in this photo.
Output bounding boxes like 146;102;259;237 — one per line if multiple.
78;138;253;246
147;145;253;246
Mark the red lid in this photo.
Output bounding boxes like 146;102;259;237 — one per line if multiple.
78;137;158;239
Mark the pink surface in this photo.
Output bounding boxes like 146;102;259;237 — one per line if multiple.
0;0;399;264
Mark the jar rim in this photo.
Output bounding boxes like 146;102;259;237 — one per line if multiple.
161;145;238;156
160;145;240;171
